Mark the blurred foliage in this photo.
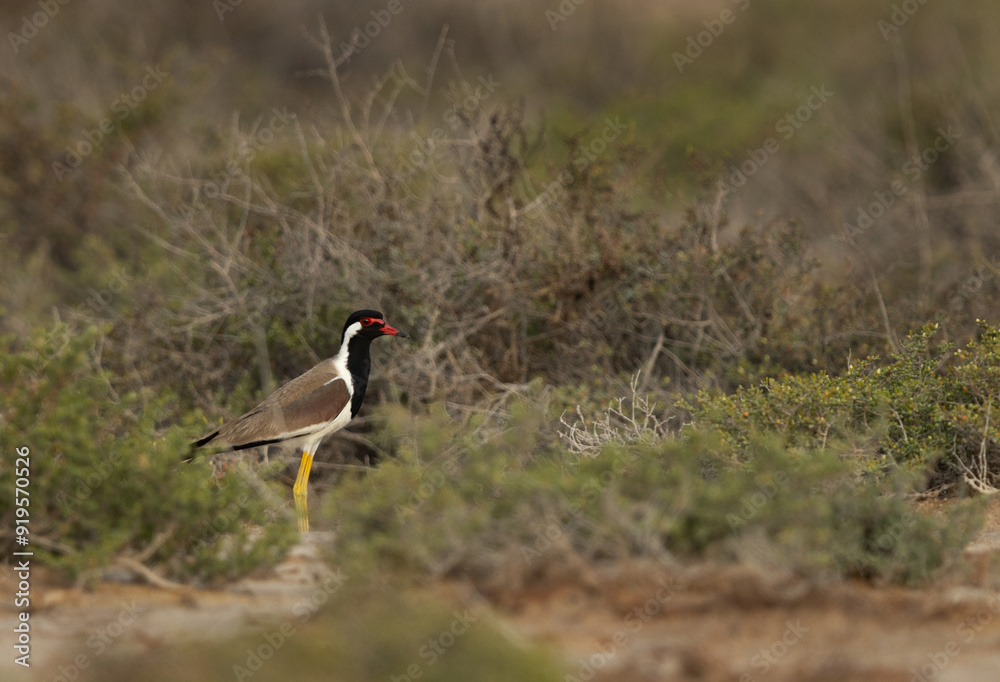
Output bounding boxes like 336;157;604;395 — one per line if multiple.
0;323;296;583
4;0;1000;348
684;321;1000;492
2;0;1000;595
325;399;981;590
79;586;563;682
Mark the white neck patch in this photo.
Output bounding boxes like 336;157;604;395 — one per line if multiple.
341;321;363;348
333;321;363;378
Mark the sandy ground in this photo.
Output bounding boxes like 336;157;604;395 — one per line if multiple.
4;502;1000;681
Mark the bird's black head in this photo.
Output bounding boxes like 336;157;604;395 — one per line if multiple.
342;309;410;342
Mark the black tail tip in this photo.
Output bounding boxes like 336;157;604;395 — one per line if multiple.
186;429;219;461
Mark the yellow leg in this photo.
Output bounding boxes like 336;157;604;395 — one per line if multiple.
292;451;313;533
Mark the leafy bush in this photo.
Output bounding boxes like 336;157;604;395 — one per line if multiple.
323;396;980;590
0;323;295;583
683;321;1000;492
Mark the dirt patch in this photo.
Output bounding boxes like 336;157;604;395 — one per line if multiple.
5;502;1000;681
506;564;1000;682
0;536;337;681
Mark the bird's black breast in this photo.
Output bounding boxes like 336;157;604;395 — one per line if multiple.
345;336;372;417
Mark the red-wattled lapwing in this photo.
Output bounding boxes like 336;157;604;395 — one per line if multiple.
193;310;409;532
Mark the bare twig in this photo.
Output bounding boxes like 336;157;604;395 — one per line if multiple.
114;557;187;590
420;25;450;120
891;34;932;291
558;372;673;456
954;399;999;494
868;261;899;354
309;17;382;183
639;330;665;393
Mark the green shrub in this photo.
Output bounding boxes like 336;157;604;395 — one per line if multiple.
324;398;980;588
682;321;1000;491
0;323;295;583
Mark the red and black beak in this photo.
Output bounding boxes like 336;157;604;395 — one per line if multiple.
380;322;409;338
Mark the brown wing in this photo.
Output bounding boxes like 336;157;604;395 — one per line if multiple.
252;358;340;410
208;377;351;448
275;378;352;433
195;355;352;449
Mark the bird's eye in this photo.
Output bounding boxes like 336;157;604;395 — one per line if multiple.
361;317;374;327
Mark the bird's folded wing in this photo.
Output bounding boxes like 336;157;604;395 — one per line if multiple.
210;377;352;449
276;378;352;434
